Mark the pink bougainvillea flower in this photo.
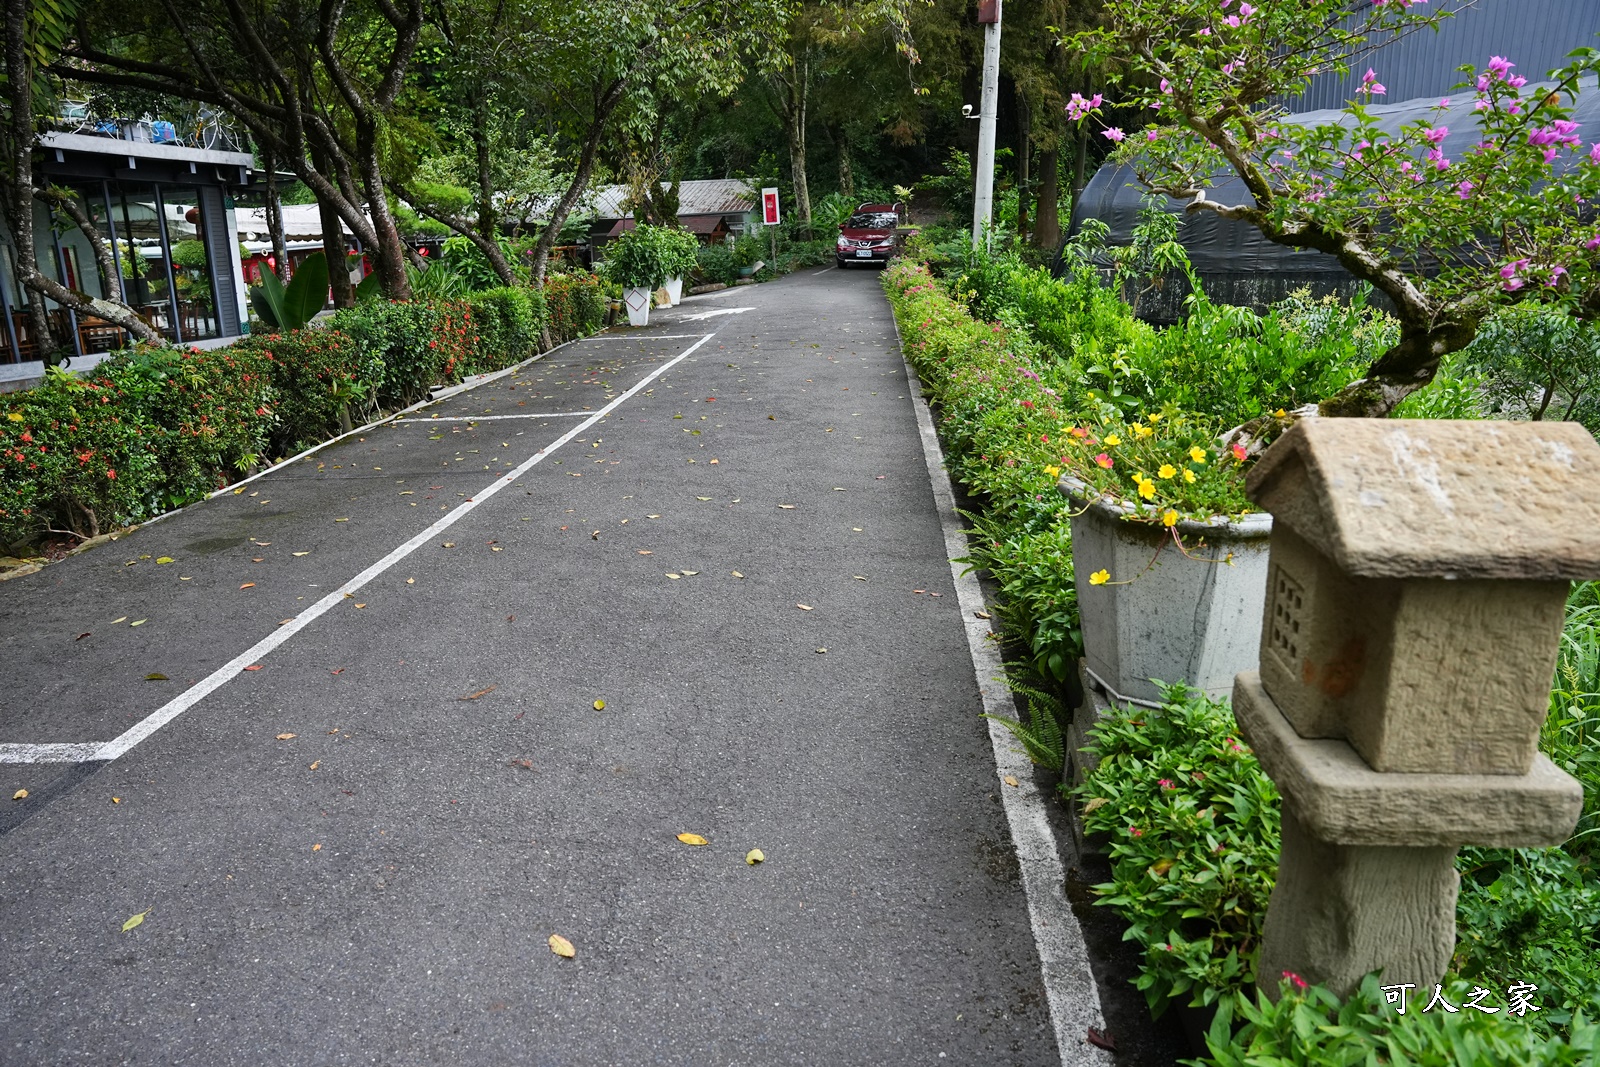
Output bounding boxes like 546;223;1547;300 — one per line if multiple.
1146;129;1160;141
1589;143;1600;164
1423;125;1448;144
1457;180;1475;199
1102;127;1125;142
1223;14;1240;27
1094;452;1114;469
1487;55;1514;80
1586;234;1600;251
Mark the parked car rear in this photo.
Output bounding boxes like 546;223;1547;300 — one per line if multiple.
836;203;904;268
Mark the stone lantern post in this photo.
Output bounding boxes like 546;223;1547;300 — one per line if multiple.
1232;419;1598;997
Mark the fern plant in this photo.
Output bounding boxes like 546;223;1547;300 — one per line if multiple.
983;669;1067;771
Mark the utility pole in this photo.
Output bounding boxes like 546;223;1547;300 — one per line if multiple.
971;0;1002;249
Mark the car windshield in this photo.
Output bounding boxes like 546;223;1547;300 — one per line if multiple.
844;212;898;229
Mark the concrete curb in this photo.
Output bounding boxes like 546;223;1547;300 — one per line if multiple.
888;295;1114;1066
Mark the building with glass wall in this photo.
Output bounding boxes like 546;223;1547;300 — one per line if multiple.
0;115;256;368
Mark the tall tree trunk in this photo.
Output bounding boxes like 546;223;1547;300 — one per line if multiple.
834;127;854;199
354;121;412;300
1034;149;1060;250
529;78;626;284
770;48;812;238
263;147;288;280
474;96;496;245
315;178;354;309
1017;96;1031;242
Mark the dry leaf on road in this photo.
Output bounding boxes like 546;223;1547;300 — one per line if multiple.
459;686;497;701
121;909;150;932
240;583;255;589
593;700;606;710
549;934;576;958
145;673;168;681
1003;775;1020;788
731;571;744;578
745;849;765;865
676;833;708;846
276;733;296;740
796;604;813;611
12;789;27;801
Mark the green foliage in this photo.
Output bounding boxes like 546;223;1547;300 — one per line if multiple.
659;227;701;277
542;270;606;345
328;299;477;407
602;223;674;290
1076;685;1282;1015
232;328;381;455
441;234;531;288
462;287;546;372
406;259;466;300
0;343;275;542
963;510;1082;684
1192;975;1599;1066
696;244;739;286
250;252;331;331
1459;304;1600;433
984;671;1067;771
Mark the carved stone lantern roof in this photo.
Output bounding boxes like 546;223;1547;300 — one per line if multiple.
1246;419;1600;580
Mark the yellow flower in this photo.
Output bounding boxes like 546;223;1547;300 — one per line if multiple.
1104;433;1121;446
1188;446;1207;464
1162;510;1179;527
1044;465;1061;478
1273;408;1288;418
1147;413;1162;423
1089;569;1110;586
1136;477;1157;501
1158;464;1178;480
1134;424;1154;439
1086;391;1097;399
1183;469;1197;484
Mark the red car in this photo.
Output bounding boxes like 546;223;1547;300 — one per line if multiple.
835;203;904;268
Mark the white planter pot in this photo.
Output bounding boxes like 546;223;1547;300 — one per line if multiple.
665;276;683;306
623;286;651;327
1060;475;1272;706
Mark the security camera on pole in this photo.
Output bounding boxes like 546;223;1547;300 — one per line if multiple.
970;0;1002;249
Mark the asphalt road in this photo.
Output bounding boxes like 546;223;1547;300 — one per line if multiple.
0;267;1069;1066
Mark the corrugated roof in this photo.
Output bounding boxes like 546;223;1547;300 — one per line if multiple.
235;204;355;240
589;179;757;220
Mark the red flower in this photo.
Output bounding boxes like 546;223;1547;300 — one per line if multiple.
105;469;117;480
1129;826;1143;837
1230;442;1248;461
1281;970;1309;991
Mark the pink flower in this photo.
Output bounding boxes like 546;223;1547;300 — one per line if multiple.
1230;443;1247;461
1487;55;1514;80
1590;143;1600;164
1160;78;1171;94
1129;826;1143;837
1158;778;1176;791
1146;130;1160;141
1360;69;1386;96
1586;235;1600;251
1094;453;1113;469
1423;125;1448;144
1102;127;1126;142
1238;2;1254;18
1456;180;1475;199
1282;971;1309;991
1198;26;1211;35
1548;266;1568;286
1223;14;1239;27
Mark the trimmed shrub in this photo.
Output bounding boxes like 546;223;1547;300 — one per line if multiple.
464;286;546;372
543;271;605;345
329;299;476;407
233;328;383;455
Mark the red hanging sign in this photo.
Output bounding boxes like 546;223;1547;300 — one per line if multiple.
761;187;781;226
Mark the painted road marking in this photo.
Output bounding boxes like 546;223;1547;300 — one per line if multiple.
681;307;755;321
393;412;592;423
578;333;703;341
0;333;717;766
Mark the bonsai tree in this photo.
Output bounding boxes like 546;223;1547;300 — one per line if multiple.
603;223;671;291
1070;1;1600;427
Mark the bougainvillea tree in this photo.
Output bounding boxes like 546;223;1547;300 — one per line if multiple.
1070;0;1600;423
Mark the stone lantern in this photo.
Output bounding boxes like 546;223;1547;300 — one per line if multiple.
1233;418;1597;997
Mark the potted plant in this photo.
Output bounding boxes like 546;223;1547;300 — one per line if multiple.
602;224;670;327
1056;409;1274;706
660;227;699;306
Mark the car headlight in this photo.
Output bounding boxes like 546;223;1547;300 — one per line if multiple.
837;236;850;248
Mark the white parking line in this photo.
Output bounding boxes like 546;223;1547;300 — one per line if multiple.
393;412;591;423
812;266;836;275
0;333;717;766
579;333;702;340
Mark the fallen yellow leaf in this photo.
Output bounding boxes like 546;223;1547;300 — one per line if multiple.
293;551;310;557
680;570;698;576
121;909;150;932
745;849;765;865
309;761;320;770
240;582;255;589
334;518;349;522
406;577;416;585
1083;797;1108;814
676;832;708;846
1003;775;1020;788
731;571;744;578
312;843;322;852
155;556;174;564
11;789;27;801
353;603;366;609
666;573;681;579
548;934;576;958
111;797;121;804
593;699;606;711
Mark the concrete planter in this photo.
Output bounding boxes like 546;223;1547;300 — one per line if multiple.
1059;475;1272;706
664;276;683;306
622;286;651;327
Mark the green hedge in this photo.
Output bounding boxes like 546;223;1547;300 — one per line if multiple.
0;289;558;547
543;270;605;345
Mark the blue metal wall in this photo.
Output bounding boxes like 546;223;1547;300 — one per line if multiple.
1287;0;1600;112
